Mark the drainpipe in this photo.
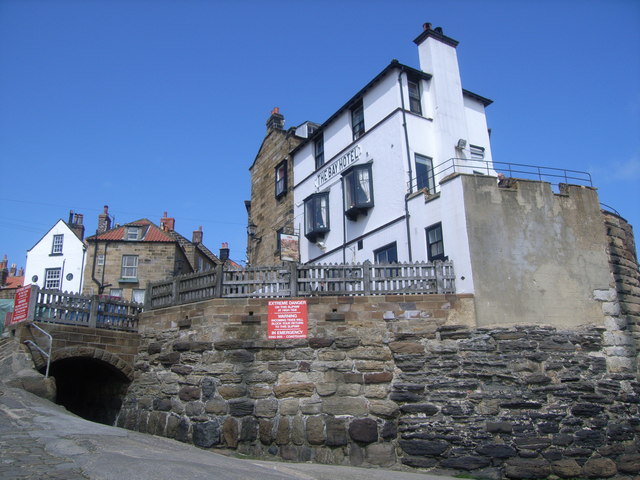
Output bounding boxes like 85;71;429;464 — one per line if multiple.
78;246;86;294
341;177;347;263
398;69;414;261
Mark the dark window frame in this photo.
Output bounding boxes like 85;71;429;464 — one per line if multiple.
351;100;365;140
304;192;330;242
415;154;435;193
314;134;325;170
275;160;288;198
408;77;422;115
426;223;446;262
342;163;374;220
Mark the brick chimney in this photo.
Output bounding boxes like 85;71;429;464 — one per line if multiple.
192;226;203;244
160;211;175;231
98;205;111;234
17;267;24;277
266;107;285;132
219;242;230;262
67;210;85;240
0;254;7;271
9;263;16;276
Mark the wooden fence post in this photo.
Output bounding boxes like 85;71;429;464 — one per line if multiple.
288;262;298;297
215;263;224;298
435;261;444;294
171;278;179;306
88;295;99;328
363;260;372;295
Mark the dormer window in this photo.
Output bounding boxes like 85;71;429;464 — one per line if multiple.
126;227;140;241
351;100;365;140
275;160;288;198
343;163;373;220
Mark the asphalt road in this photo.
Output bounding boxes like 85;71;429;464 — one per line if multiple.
0;386;457;480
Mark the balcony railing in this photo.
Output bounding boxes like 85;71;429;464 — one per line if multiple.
407;158;592;194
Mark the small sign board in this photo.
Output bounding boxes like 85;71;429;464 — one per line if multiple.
280;233;300;262
267;300;307;339
10;285;33;326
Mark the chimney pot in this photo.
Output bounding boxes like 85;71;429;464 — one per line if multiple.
192;226;203;244
435;26;443;34
423;22;432;31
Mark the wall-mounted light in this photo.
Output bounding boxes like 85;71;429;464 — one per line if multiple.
247;223;261;243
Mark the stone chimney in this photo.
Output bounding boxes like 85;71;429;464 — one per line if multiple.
9;264;16;276
219;242;230;262
67;210;85;240
0;254;7;271
98;205;112;234
160;211;175;231
266;107;285;132
192;226;203;244
17;267;24;277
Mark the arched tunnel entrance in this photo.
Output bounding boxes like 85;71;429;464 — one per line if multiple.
45;357;131;425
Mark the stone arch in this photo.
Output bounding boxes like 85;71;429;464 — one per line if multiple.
50;346;134;380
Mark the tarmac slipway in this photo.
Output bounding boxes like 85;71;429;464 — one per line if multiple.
0;386;458;480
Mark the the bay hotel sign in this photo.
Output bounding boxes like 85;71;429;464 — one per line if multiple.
314;145;361;188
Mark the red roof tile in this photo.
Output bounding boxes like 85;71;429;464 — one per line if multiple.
5;276;24;288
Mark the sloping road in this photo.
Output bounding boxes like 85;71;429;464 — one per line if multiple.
0;386;456;480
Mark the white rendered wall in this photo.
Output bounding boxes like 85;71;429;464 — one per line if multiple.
407;174;475;294
24;220;86;292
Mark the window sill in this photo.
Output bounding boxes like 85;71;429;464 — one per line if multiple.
118;278;139;284
49;253;63;257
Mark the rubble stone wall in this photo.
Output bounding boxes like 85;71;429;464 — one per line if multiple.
117;294;639;479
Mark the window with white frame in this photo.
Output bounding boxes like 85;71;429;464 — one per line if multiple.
314;135;324;170
44;268;62;289
470;145;485;160
408;77;422;115
109;288;123;298
415;154;435;193
51;234;63;254
132;289;145;304
275;160;287;198
343;164;373;220
126;227;140;241
97;254;105;266
351;100;364;140
121;255;138;279
304;192;330;241
426;223;446;261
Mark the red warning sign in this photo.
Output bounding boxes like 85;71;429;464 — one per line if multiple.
267;300;307;339
10;285;32;326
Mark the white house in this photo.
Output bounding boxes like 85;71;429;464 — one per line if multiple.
291;23;494;294
24;212;87;293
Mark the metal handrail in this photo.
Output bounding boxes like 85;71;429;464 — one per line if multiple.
24;323;52;378
407;158;593;193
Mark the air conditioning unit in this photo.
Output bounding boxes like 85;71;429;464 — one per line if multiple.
456;138;467;149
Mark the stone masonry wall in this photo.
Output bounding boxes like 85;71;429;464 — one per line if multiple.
117;294;639;479
603;211;640;370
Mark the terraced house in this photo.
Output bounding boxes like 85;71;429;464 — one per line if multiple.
82;207;221;303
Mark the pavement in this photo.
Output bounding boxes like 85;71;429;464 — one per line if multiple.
0;386;458;480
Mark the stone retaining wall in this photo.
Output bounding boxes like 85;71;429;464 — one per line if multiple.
117;294;639;479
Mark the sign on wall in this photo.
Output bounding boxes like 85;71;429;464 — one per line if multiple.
280;234;300;262
9;285;34;326
314;144;361;188
267;300;307;339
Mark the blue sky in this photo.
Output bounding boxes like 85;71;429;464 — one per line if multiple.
1;0;639;270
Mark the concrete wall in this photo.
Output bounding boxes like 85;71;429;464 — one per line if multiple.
462;175;613;328
117;294;638;479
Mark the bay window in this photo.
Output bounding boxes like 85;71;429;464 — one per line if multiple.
343;164;373;220
304;192;329;241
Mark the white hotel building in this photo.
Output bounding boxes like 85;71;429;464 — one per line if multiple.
291;23;494;295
